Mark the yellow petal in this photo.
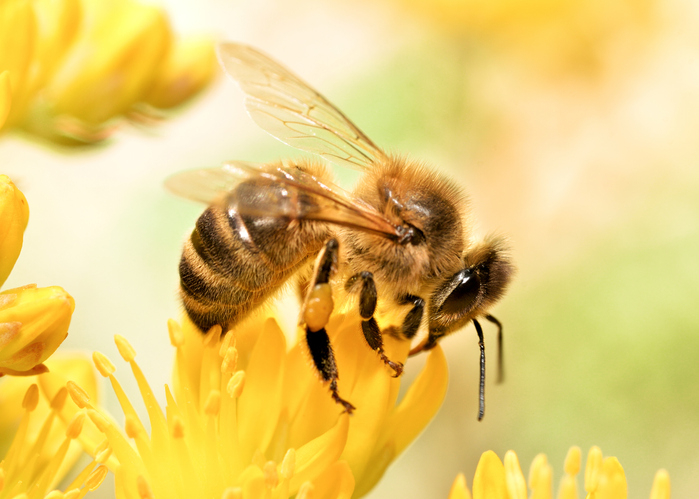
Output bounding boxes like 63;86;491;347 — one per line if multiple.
290;414;350;495
0;285;73;374
309;461;355;499
0;70;11;129
472;450;507;499
237;318;286;460
449;473;473;499
143;36;217;110
0;175;29;286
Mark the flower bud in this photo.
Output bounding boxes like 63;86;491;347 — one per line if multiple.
0;175;29;287
0;284;74;376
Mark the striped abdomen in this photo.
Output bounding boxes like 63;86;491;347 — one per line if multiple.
179;175;330;332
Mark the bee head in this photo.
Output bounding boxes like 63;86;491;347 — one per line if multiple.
428;236;514;335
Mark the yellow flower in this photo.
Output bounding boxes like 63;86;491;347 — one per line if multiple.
68;312;448;498
447;446;671;499
0;355;106;498
0;0;216;144
0;176;74;377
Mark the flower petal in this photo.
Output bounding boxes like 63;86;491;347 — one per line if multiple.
0;285;73;375
0;71;11;129
309;461;355;499
596;457;627;499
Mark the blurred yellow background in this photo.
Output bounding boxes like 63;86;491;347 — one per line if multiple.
2;0;698;496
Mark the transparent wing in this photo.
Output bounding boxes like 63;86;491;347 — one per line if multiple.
225;161;402;237
164;161;264;204
217;42;387;171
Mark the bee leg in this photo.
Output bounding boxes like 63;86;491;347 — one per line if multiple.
485;314;504;383
398;294;425;340
303;239;355;414
473;319;486;421
345;271;404;377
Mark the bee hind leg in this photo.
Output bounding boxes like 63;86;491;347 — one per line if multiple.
345;271;403;377
303;239;355;414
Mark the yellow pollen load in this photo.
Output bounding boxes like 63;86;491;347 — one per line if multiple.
304;283;334;332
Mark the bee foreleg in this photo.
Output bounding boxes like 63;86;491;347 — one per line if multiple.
345;271;404;377
398;294;425;339
485;314;504;383
303;239;355;414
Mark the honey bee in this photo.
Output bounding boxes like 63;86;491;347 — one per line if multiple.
166;43;514;419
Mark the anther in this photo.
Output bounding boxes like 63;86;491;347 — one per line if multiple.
50;387;68;411
22;384;39;411
67;381;91;408
227;371;245;398
137;476;155;499
280;448;296;480
204;325;222;347
504;451;526;499
170;415;185;439
564;446;582;476
221;347;238;373
221;487;242;499
44;491;65;499
125;415;142;439
93;351;115;377
650;469;671;499
114;335;136;362
66;412;86;439
584;446;603;493
64;491;79;499
204;390;221;416
296;482;314;499
263;461;279;489
86;465;108;491
167;319;184;347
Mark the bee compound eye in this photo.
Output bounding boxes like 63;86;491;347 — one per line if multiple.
439;269;481;316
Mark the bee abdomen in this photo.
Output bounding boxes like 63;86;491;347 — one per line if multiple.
179;181;329;333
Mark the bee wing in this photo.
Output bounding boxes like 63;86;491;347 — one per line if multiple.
224;161;403;238
164;161;264;204
217;42;387;171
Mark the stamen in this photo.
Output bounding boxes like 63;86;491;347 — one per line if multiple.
296;482;314;499
227;371;245;398
584;446;603;493
96;446;113;464
93;351;116;377
204;325;222;347
528;454;548;489
280;448;296;479
137;476;155;499
204;390;221;416
649;469;670;499
65;412;86;439
67;381;91;408
114;335;136;362
50;387;68;411
125;415;142;439
263;461;279;489
221;487;242;499
86;465;108;491
504;451;527;499
170;415;185;439
44;491;65;499
221;346;238;373
64;490;80;499
86;409;110;433
22;383;39;411
167;318;184;347
219;332;235;356
564;447;581;476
